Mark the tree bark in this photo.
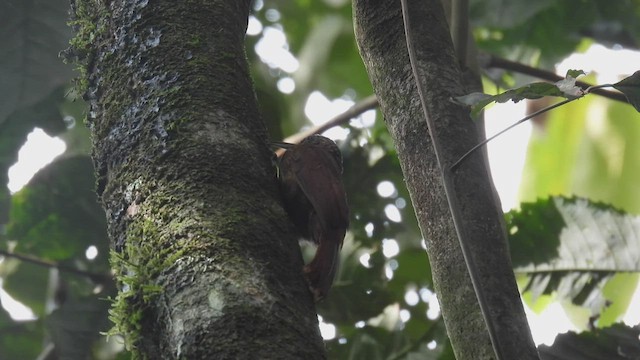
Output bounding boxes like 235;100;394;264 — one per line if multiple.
76;0;325;358
353;0;538;359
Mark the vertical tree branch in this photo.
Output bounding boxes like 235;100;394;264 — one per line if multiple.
353;0;539;358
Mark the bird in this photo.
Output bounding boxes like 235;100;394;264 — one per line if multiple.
275;135;349;300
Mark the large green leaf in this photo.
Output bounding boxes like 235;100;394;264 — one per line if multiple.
472;0;640;66
507;196;640;316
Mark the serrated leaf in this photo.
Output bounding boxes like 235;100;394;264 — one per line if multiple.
507;196;640;313
612;71;640;112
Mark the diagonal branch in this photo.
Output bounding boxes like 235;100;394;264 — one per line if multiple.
283;94;377;144
275;94;378;156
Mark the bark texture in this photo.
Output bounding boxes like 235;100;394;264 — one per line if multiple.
78;0;325;358
353;0;538;359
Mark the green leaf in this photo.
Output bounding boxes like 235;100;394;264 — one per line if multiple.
612;70;640;112
507;196;640;314
565;69;586;79
456;82;568;118
472;1;640;65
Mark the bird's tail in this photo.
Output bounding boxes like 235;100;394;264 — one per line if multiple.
304;235;341;301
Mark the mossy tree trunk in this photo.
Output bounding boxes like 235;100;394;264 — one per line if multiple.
73;0;325;358
353;0;538;359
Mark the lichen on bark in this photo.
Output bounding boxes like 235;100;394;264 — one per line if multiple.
70;0;326;358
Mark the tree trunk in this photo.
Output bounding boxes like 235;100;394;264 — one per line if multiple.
353;0;538;359
75;0;325;358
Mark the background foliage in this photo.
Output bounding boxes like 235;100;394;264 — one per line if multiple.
0;0;639;358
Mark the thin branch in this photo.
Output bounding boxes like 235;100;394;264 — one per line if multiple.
0;249;112;284
450;98;577;170
482;53;628;103
275;94;378;156
285;94;377;143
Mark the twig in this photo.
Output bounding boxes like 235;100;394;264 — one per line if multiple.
482;54;628;103
0;249;112;284
450;97;577;170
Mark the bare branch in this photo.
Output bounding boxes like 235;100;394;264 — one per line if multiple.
275;94;378;156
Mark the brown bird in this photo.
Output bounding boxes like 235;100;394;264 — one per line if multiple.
275;135;349;300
